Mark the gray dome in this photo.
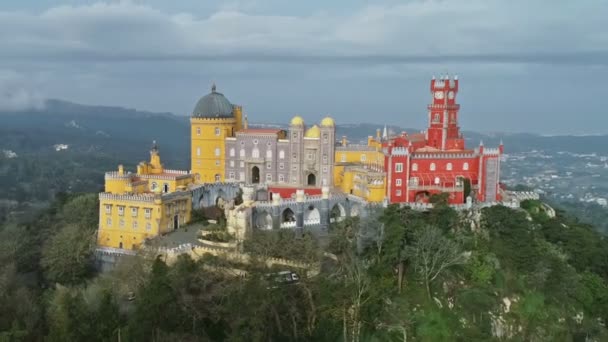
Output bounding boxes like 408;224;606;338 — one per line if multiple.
192;84;234;118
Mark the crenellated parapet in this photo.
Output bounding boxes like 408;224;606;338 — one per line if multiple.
99;192;157;203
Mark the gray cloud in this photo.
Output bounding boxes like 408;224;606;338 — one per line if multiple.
0;70;45;112
0;1;606;64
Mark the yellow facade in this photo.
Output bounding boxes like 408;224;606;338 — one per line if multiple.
333;135;386;202
97;144;195;250
335;164;386;203
97;192;192;250
190;117;237;183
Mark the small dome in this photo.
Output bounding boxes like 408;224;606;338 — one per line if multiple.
304;125;320;138
320;117;335;127
290;115;304;126
192;84;234;118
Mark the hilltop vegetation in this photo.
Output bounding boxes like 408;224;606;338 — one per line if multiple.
1;193;608;341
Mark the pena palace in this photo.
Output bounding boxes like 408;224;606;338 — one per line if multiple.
96;75;505;250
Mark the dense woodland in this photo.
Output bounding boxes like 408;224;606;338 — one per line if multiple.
1;192;608;341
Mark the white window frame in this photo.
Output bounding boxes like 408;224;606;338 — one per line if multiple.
266;162;272;170
215;174;221;182
266;149;272;158
279;174;285;182
360;154;367;162
146;222;152;231
279;150;285;159
252;148;260;158
215;127;220;136
229;172;235;179
230;148;235;157
196;127;201;136
214;147;221;157
240;161;244;168
395;163;403;173
230;160;235;167
266;173;272;182
396;178;402;186
412;163;418;171
430;163;436;171
341;154;346;162
463;162;469;171
119;219;125;228
133;221;138;229
196;147;201;157
131;207;138;217
106;218;112;227
144;208;151;219
446;162;453;171
240;149;245;157
396;190;402;196
105;204;112;214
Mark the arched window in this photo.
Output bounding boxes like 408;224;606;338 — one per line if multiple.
252;148;260;158
430;163;436;171
266;149;272;158
196;147;201;156
434;177;440;185
229;148;235;157
279;150;285;159
463;162;469;171
214;147;221;157
214;174;220;182
215;127;220;136
196;127;201;136
433;113;440;122
240;149;245;157
412;163;418;171
446;162;453;171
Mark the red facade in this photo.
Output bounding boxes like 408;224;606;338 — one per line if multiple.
384;75;503;205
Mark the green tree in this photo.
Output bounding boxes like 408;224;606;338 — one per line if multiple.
41;224;95;285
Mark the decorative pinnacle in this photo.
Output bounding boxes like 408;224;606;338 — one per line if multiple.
432;75;436;80
479;140;484;146
211;83;217;93
151;140;158;151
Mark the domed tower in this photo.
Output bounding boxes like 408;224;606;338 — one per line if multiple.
190;84;242;183
288;115;305;185
319;117;336;186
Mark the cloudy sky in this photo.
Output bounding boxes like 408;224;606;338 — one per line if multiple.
1;0;607;134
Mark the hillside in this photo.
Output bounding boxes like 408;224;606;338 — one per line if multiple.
1;194;607;340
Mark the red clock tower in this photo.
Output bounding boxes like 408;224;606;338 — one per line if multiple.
426;75;464;150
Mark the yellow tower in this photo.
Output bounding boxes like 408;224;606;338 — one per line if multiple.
190;84;241;183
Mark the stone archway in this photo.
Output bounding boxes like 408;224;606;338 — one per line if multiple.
214;189;226;206
350;204;362;217
281;207;295;223
255;211;272;230
415;191;431;203
307;173;316;186
252;166;260;184
304;204;320;224
331;203;346;222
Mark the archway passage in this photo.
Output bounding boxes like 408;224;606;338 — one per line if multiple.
331;203;346;222
252;166;260;184
282;208;295;223
415;191;430;203
307;173;316;186
255;211;272;229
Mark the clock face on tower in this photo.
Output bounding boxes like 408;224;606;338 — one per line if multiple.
434;91;444;100
448;91;455;100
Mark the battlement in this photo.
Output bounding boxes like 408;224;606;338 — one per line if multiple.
336;145;377;151
99;192;157;203
105;171;132;180
391;147;409;156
